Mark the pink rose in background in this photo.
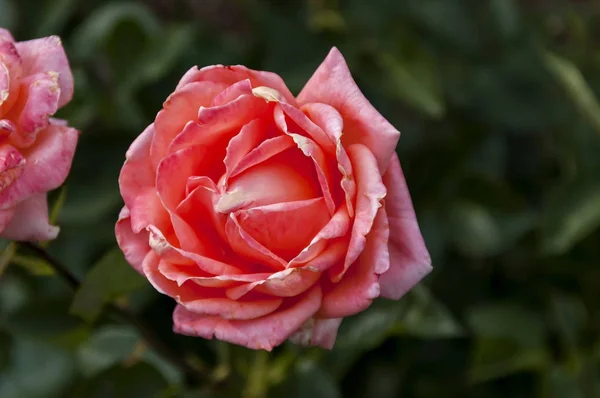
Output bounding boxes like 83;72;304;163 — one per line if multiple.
116;48;431;350
0;28;79;241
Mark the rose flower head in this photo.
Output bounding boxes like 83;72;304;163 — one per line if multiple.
0;28;79;241
116;48;431;350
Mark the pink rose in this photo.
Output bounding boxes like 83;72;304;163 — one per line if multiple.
0;29;78;241
116;48;431;350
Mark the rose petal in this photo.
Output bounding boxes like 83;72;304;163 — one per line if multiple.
177;64;297;106
211;79;253;106
297;48;400;172
150;81;226;167
379;153;432;299
228;134;295;179
223;119;265;180
148;225;243;276
216;147;320;213
329;144;386;282
173;284;323;351
318;207;389;318
226;268;321;300
0;123;78;209
4;72;60;147
0;193;58;241
178;295;283;321
16;36;73;107
236;198;330;261
289;317;343;349
115;207;151;274
224;213;287;271
302;102;356;216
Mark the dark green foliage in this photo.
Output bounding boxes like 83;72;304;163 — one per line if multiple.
1;0;600;397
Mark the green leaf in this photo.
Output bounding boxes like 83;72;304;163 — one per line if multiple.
71;362;169;398
449;201;534;257
467;303;550;383
378;52;445;118
6;299;88;347
270;360;341;398
542;176;600;254
78;325;140;377
0;339;75;398
398;285;465;338
544;51;600;135
10;255;55;276
70;248;147;323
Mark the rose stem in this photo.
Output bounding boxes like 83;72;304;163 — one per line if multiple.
20;241;207;383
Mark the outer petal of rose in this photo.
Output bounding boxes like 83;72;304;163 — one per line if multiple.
177;64;297;105
318;207;389;318
173;284;323;351
0;124;78;209
297;48;400;172
379;154;432;299
115;207;150;274
15;36;73;108
0;193;59;241
329;144;386;282
235;198;329;261
150;81;226;167
211;79;253;106
0;206;15;234
119;124;155;207
289;317;343;349
179;296;283;321
0;39;23;114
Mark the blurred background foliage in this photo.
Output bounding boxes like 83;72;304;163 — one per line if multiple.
1;0;600;397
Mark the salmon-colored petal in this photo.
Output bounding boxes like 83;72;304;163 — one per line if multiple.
289;205;351;266
379;154;432;299
172;284;323;351
287;132;337;215
15;36;73;107
178;182;227;244
223;119;265;179
179;296;282;321
119;124;155;207
277;102;335;155
302;102;356;216
228;134;294;179
115;207;150;274
236;198;329;261
226;267;321;300
147;225;242;275
0;123;78;209
298;48;400;172
216;148;319;213
224;213;287;271
295;239;348;272
5;72;60;147
0;193;58;241
159;260;267;287
178;64;297;106
211;79;253;106
329;144;386;282
289;317;343;349
150;81;226;167
318;207;389;318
